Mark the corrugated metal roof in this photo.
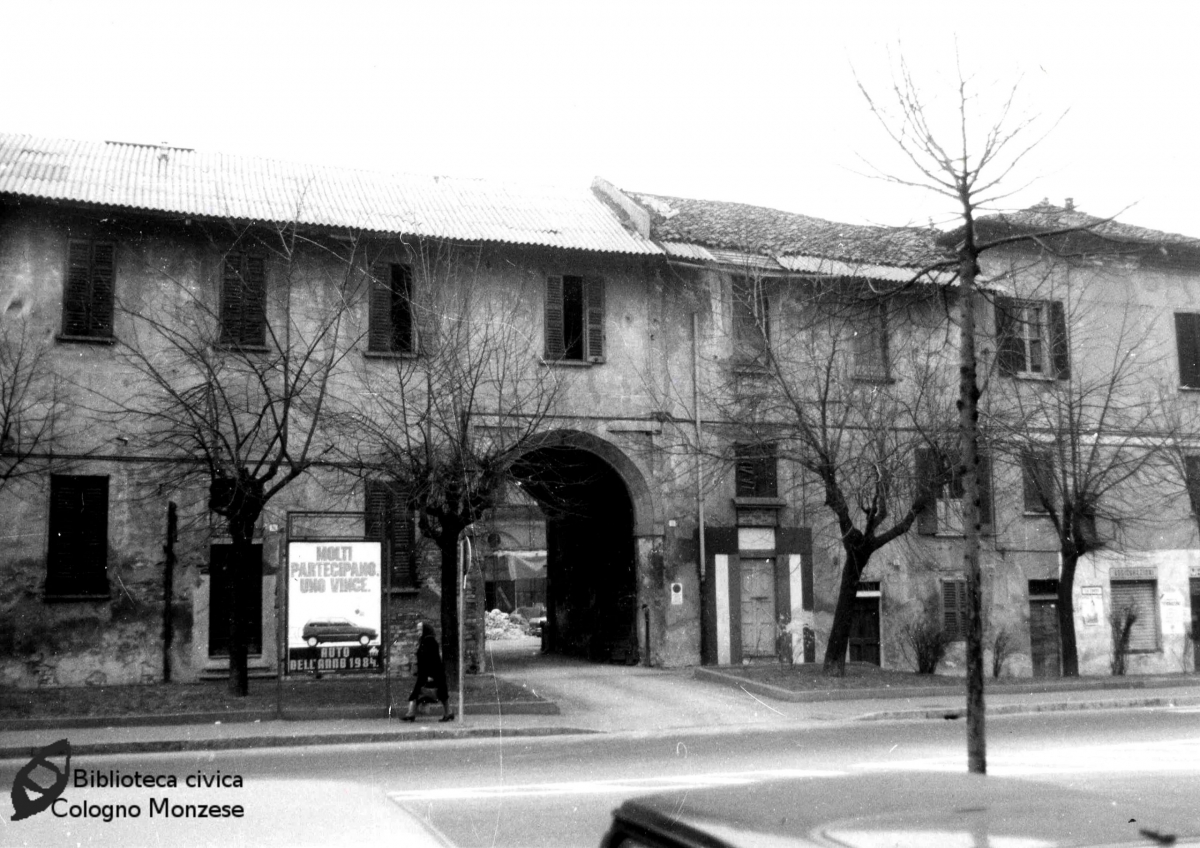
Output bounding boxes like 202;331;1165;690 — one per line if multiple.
0;134;662;255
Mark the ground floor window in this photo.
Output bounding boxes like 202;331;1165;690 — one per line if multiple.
942;578;968;640
1110;580;1159;652
46;475;109;599
208;544;263;657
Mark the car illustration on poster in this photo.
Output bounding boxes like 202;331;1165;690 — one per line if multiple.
286;541;383;674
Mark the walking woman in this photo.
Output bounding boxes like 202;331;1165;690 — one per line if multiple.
403;621;454;722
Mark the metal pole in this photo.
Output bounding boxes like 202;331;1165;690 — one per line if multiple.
383;535;392;717
277;522;288;720
458;535;471;722
693;313;708;663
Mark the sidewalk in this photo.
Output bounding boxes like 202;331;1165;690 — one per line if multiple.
4;639;1199;760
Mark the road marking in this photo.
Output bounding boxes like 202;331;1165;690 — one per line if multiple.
387;768;846;802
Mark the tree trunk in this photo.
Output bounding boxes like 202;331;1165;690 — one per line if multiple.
822;547;869;675
1058;551;1080;677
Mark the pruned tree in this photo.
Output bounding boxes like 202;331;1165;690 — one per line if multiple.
0;314;68;487
103;218;365;695
338;240;564;677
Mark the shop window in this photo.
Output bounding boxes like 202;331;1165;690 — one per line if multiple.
45;475;109;598
1110;579;1160;652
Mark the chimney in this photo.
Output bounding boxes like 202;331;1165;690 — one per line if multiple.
159;141;170;163
1064;197;1075;211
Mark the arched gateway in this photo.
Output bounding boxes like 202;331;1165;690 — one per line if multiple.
507;430;661;664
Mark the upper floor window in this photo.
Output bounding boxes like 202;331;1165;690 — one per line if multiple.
368;263;415;354
734;442;778;498
220;252;267;349
62;239;115;339
995;297;1069;379
1174;313;1200;388
732;276;769;360
46;475;109;598
545;275;604;363
364;479;418;589
1021;448;1055;515
853;302;889;380
1183;454;1200;529
916;448;993;536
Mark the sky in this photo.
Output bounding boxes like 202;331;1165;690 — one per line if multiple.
4;0;1200;236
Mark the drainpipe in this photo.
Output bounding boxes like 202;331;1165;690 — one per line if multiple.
693;312;708;662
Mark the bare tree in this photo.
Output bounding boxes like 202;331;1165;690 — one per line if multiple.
103;218;364;695
339;240;564;677
0;315;68;486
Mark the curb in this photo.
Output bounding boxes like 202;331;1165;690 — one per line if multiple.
0;700;559;733
856;693;1200;722
0;725;598;761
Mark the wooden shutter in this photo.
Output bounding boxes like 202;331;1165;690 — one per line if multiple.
63;240;93;336
90;242;115;337
368;264;394;352
942;579;966;639
221;254;266;347
244;256;267;346
1184;454;1200;520
392;264;415;354
544;275;565;359
1110;580;1159;652
46;475;109;597
1049;300;1070;379
977;452;993;533
1175;313;1200;388
365;480;416;588
994;296;1023;375
221;255;245;346
584;275;605;362
915;448;939;535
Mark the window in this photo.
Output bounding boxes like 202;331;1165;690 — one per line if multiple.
1184;454;1200;523
995;297;1069;378
62;239;115;339
853;302;889;380
1022;449;1055;514
545;274;604;362
942;578;968;640
916;448;993;535
368;263;415;354
734;442;778;498
732;276;769;360
364;480;417;588
1174;313;1200;388
220;252;267;348
1110;580;1160;652
46;475;109;598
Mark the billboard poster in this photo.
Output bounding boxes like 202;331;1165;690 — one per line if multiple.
286;541;383;674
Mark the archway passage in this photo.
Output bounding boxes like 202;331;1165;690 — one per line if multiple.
510;445;638;663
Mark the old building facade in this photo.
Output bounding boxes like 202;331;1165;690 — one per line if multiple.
0;135;1197;688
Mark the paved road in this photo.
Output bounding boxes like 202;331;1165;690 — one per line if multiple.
5;704;1198;847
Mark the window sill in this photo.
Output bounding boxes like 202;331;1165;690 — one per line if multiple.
1179;386;1200;393
363;350;419;361
733;496;786;509
56;333;116;346
852;374;895;385
1023;510;1052;518
540;358;596;368
388;586;420;595
1008;371;1057;382
44;592;111;602
215;343;270;354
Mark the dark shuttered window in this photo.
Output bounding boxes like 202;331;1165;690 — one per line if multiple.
995;297;1068;379
853;302;890;380
544;274;604;362
1110;580;1160;652
220;252;267;348
1184;454;1200;523
46;475;109;598
942;578;968;640
368;263;415;354
62;239;115;338
732;276;769;360
365;480;417;588
1022;449;1055;514
1175;313;1200;388
734;442;778;498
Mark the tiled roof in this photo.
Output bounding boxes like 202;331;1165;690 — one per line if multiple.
629;192;946;270
0;134;662;255
949;203;1200;255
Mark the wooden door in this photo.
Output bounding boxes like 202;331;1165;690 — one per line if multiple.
848;596;881;665
1029;598;1060;678
740;558;776;658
